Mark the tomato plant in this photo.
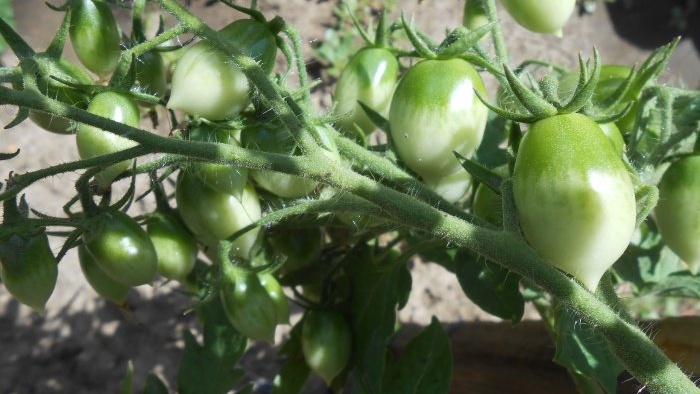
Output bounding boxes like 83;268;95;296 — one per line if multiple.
655;155;700;274
1;1;699;394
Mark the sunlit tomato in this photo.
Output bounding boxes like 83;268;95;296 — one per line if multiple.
76;92;141;190
167;19;277;120
500;0;576;37
389;58;488;184
655;156;700;274
513;113;636;290
83;210;158;287
259;273;290;324
175;171;261;259
334;47;399;135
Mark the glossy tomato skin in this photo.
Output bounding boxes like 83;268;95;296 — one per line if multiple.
83;210;158;287
389;58;488;183
513;113;636;290
334;47;399;135
78;244;130;304
655;156;700;274
76;92;141;190
175;171;261;259
259;273;290;324
146;213;198;282
301;310;352;385
189;124;248;198
220;268;278;342
29;56;93;134
240;125;319;198
472;183;503;227
0;231;58;314
500;0;575;37
69;0;121;77
167;19;277;120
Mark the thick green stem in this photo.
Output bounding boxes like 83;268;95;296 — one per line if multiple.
483;0;509;65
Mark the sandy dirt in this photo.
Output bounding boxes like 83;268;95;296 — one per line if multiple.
1;1;698;393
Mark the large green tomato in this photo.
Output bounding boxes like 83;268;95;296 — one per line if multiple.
655;156;700;274
76;92;141;190
83;210;158;287
513;113;636;290
69;0;121;77
301;310;352;385
389;58;488;184
0;231;58;314
167;19;277;120
175;171;261;259
500;0;576;37
334;47;399;135
188;124;248;198
220;268;279;342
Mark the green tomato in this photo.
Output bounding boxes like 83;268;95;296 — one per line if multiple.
0;231;58;314
135;50;167;100
167;19;277;120
220;268;278;342
334;47;399;135
175;171;261;259
500;0;576;37
83;210;158;287
301;310;352;385
240;125;319;198
598;122;625;156
188;124;248;198
464;0;490;38
259;273;290;324
78;244;129;304
76;92;141;190
28;56;93;134
69;0;121;77
147;213;198;282
389;58;488;182
270;227;322;273
655;156;700;274
513;113;636;290
423;169;472;204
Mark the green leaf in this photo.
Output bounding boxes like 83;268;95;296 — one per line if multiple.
119;361;134;394
142;373;169;394
347;246;405;393
272;321;310;394
640;272;700;298
474;112;509;169
553;306;624;394
383;317;452;394
454;249;524;324
177;297;248;394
